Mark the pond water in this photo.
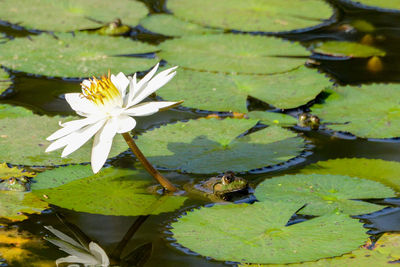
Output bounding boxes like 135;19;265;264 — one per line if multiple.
1;0;400;266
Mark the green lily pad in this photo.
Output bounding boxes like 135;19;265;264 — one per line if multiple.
0;163;34;181
32;165;186;216
0;0;148;32
0;68;11;95
241;232;400;266
0;114;128;166
311;85;400;139
248;111;298;127
158;66;330;112
0;192;48;222
136;118;305;174
140;14;222;37
313;41;386;58
255;174;395;216
171;201;367;264
0;104;34;119
301;158;400;193
0;32;157;78
158;34;309;75
348;0;400;11
167;0;333;33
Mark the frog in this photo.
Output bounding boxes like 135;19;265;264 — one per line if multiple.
298;113;320;130
0;177;29;191
94;18;131;36
183;171;249;202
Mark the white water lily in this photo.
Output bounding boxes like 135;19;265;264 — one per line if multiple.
46;63;179;173
45;226;110;267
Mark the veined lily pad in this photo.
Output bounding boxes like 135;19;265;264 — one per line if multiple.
0;192;49;222
158;66;330;112
140;14;222;37
0;114;128;166
311;85;400;139
171;201;367;264
167;0;333;33
255;174;395;216
158;34;309;75
248;111;298;127
313;41;386;58
136;118;305;174
301;158;400;193
347;0;400;11
242;233;400;266
0;32;157;78
0;163;34;181
32;165;186;216
0;0;148;32
0;104;33;119
0;68;11;95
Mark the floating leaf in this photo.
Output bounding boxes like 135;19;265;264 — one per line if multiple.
32;165;186;216
248;111;298;127
0;114;128;166
242;233;400;266
301;158;400;193
0;68;11;95
140;14;222;37
158;34;309;74
0;192;49;222
167;0;333;33
136;118;305;174
255;174;395;216
348;0;400;11
311;85;400;139
0;163;34;181
0;0;148;32
0;32;157;78
171;201;367;264
158;66;330;112
0;104;33;119
313;41;386;58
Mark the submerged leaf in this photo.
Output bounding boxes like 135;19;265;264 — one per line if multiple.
167;0;333;32
171;201;367;264
32;165;186;216
255;174;395;216
0;0;148;32
0;68;11;95
136;118;306;174
311;85;400;139
0;32;157;78
0;191;49;221
313;41;386;58
158;34;309;74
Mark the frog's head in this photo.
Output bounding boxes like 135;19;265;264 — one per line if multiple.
221;171;236;185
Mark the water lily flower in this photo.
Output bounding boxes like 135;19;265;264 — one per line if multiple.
45;226;110;267
45;64;179;175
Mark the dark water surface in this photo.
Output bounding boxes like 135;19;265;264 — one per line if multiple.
1;0;400;266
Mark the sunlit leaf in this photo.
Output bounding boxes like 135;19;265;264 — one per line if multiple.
0;192;49;222
348;0;400;11
0;0;148;32
0;104;33;119
0;163;34;181
32;165;187;216
311;85;400;139
0;114;128;166
0;68;11;95
313;41;386;58
255;174;395;216
158;66;330;112
140;14;222;37
136;118;306;174
171;201;367;264
158;34;309;74
0;32;157;78
248;111;298;127
300;158;400;193
167;0;333;32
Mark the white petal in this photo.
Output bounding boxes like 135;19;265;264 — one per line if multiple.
90;120;117;173
128;66;177;107
136;63;159;90
82;79;91;88
116;115;136;133
124;101;179;116
46;137;70;153
61;119;106;158
65;93;101;115
124;73;137;107
46;117;101;141
55;256;85;266
111;72;129;97
44;226;84;249
89;242;110;266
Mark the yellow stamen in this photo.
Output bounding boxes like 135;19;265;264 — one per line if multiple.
80;71;121;105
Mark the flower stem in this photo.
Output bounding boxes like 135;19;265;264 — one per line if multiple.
122;132;177;192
